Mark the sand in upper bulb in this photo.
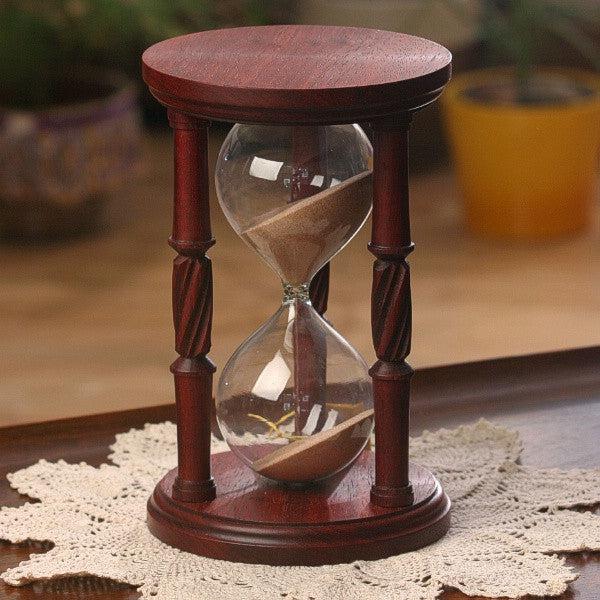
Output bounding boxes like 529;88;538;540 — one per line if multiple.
240;170;372;286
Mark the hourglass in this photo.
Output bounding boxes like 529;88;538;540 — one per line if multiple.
143;25;452;565
215;123;374;484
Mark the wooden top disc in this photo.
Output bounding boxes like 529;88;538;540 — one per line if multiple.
142;25;452;124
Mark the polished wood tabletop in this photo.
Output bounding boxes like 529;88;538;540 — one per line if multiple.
1;347;599;599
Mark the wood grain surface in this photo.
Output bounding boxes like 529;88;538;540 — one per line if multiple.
1;347;599;598
142;25;451;124
148;454;449;565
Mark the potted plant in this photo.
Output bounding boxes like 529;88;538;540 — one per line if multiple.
0;1;280;240
441;0;600;239
293;0;482;170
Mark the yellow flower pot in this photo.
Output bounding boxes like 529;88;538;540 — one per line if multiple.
442;68;600;239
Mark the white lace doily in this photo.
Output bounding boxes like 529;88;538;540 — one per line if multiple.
1;419;599;600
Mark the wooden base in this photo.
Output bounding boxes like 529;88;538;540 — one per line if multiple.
147;450;450;565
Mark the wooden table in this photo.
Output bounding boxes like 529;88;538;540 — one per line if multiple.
1;347;599;599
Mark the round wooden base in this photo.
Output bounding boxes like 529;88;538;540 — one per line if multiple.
147;450;450;566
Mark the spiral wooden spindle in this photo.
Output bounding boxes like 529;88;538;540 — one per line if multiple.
369;116;415;508
168;110;216;504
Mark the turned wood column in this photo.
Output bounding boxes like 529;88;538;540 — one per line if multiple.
291;125;330;316
291;126;329;433
168;109;216;503
309;263;330;316
369;115;415;508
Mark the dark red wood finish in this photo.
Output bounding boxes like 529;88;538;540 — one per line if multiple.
167;110;216;503
142;25;452;125
291;125;328;432
1;347;599;597
309;262;330;316
147;453;449;565
292;125;330;316
369;117;416;507
141;25;452;562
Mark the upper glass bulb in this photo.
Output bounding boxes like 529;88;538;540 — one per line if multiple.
215;124;373;286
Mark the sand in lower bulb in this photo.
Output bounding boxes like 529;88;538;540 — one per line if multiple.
252;408;374;482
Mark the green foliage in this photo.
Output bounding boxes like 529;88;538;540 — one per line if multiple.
0;4;62;106
433;0;600;85
478;0;600;86
0;0;279;108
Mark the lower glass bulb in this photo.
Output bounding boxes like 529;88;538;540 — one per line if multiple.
215;295;373;484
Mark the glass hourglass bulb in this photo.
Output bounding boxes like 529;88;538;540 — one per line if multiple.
215;124;374;484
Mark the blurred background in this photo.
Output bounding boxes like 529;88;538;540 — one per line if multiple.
1;0;599;426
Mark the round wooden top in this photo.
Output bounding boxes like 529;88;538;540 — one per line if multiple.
142;25;452;124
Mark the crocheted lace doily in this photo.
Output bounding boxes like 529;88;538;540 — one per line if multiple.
1;419;599;600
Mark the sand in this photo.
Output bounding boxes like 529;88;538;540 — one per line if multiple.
240;170;372;286
251;408;374;482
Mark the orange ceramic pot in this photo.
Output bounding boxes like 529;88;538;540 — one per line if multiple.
442;68;600;239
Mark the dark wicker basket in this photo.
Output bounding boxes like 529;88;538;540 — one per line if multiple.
0;69;141;240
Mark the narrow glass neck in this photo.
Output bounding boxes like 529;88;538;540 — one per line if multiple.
283;282;310;303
